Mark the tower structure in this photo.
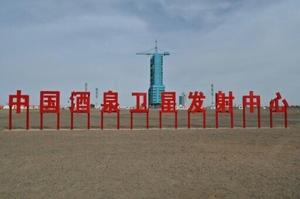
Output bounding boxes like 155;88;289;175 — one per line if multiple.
95;88;99;107
84;82;88;92
211;83;214;108
179;92;186;108
137;41;170;107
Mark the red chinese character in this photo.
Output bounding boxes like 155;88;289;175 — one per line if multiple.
160;92;177;128
269;92;288;128
8;90;30;130
130;92;149;129
242;91;261;128
70;91;90;129
188;91;206;128
40;91;60;129
101;90;120;129
215;91;234;128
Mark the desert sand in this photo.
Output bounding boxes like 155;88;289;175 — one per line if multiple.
0;109;299;198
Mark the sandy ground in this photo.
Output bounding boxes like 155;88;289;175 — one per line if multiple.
0;109;299;198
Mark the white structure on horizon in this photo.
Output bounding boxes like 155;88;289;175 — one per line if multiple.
178;92;187;109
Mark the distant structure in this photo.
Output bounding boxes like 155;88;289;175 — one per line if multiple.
95;88;99;107
179;92;187;107
84;82;88;92
211;83;214;108
137;41;170;107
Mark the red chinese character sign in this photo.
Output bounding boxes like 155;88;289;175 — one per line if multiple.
215;91;234;128
70;91;90;129
242;91;261;128
130;92;149;129
101;90;120;129
160;92;177;128
40;91;60;129
269;92;288;128
188;91;206;128
4;89;291;130
8;90;30;130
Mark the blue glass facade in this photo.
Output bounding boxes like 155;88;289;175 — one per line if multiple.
148;53;165;107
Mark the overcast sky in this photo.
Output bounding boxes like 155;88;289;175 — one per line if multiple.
1;0;299;106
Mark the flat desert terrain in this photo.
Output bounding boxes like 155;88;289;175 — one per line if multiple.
0;109;299;198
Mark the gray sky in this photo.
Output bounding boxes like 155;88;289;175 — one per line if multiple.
1;0;299;106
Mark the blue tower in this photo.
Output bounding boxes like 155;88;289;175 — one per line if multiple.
137;41;170;107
